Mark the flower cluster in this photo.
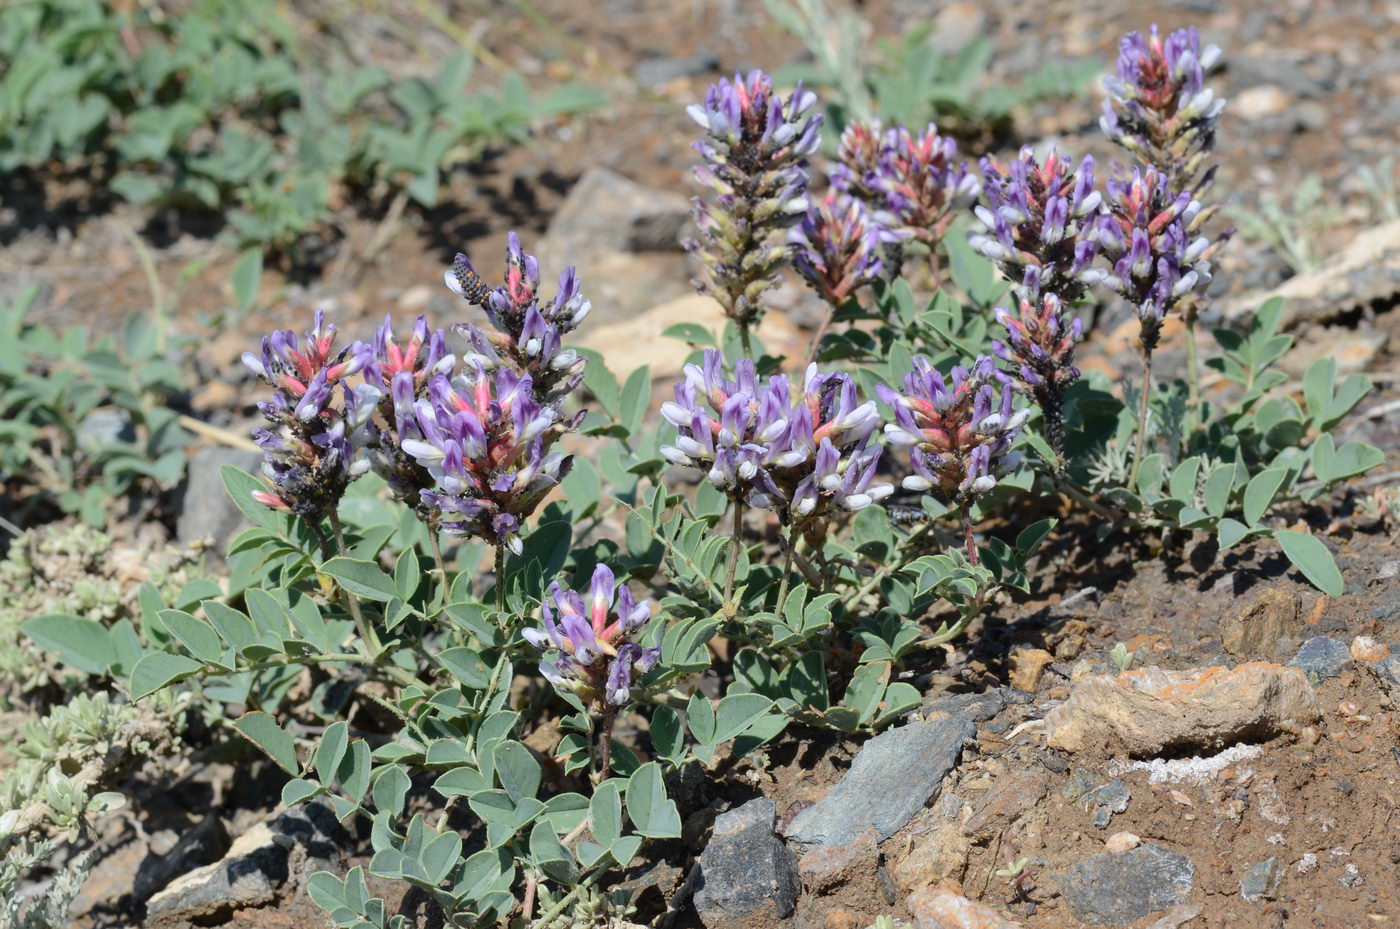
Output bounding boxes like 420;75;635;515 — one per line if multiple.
1094;166;1217;352
686;70;822;338
969;147;1104;303
398;365;577;554
242;310;378;519
1101;25;1224;193
835;121;979;248
880;356;1027;519
361;314;457;511
523;565;659;710
660;350;891;526
992;293;1083;464
446;232;589;406
790;189;886;307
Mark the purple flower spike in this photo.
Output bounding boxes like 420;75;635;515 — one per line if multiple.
1095;166;1219;353
992;293;1084;466
522;566;658;711
243;312;378;518
1101;25;1225;194
968;147;1106;303
660;350;892;530
444;232;588;407
879;356;1027;514
791;190;886;306
685;71;822;336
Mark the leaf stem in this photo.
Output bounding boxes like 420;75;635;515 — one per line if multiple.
774;522;799;610
533;868;605;928
959;499;979;567
429;527;449;606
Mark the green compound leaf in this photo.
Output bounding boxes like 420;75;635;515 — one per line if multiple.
625;762;681;838
322;557;398;602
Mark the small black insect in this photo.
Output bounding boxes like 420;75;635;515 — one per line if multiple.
450;253;494;308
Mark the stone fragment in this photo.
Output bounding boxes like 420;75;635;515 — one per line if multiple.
694;797;799;926
1219;589;1298;658
176;446;264;561
893;820;972;892
1009;648;1055;691
1060;844;1194;925
1221;220;1400;329
908;881;1024;929
1105;832;1140;854
963;769;1047;839
1351;636;1389;663
786;717;975;848
576;293;801;381
1045;663;1320;757
1146;904;1203;929
1288;636;1354;683
920;688;1030;723
1090;780;1131;829
1232;85;1291;120
799;827;879;894
1240;856;1282;902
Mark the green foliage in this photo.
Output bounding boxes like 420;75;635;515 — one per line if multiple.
0;0;603;251
765;0;1097;137
0;286;191;525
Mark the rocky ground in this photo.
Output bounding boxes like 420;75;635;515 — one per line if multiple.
5;0;1400;928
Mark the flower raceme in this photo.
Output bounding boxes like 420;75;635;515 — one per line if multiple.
969;146;1105;303
790;189;886;306
1094;165;1217;352
1101;25;1224;192
879;356;1027;509
445;232;589;406
834;121;980;249
361;314;457;511
522;565;659;710
686;70;822;336
241;310;378;518
659;350;892;526
992;293;1084;465
398;366;578;554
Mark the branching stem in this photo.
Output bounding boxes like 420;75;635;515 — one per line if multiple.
328;509;381;657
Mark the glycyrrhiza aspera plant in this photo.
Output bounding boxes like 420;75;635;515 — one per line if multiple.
15;21;1383;929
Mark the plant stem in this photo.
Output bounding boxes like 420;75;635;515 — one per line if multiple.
1128;351;1154;489
429;528;449;605
597;708;617;781
723;500;745;608
494;545;506;614
328;509;381;656
738;324;753;360
774;523;799;610
959;500;979;566
1183;307;1201;437
805;299;840;366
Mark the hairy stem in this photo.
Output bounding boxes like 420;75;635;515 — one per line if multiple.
597;709;617;782
738;324;754;360
1128;351;1154;489
723;500;745;608
429;528;449;605
1183;307;1201;438
494;544;506;614
805;300;838;366
774;523;799;610
328;510;381;656
959;500;979;566
533;868;605;928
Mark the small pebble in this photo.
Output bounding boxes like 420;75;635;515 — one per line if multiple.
1105;831;1140;854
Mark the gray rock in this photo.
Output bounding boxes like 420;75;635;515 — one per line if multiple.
1231;55;1327;97
694;797;799;927
1061;843;1195;925
919;687;1032;722
1091;779;1132;829
1240;856;1281;902
146;798;345;921
632;52;719;86
786;717;975;848
77;409;135;451
176;447;264;559
1288;636;1353;683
